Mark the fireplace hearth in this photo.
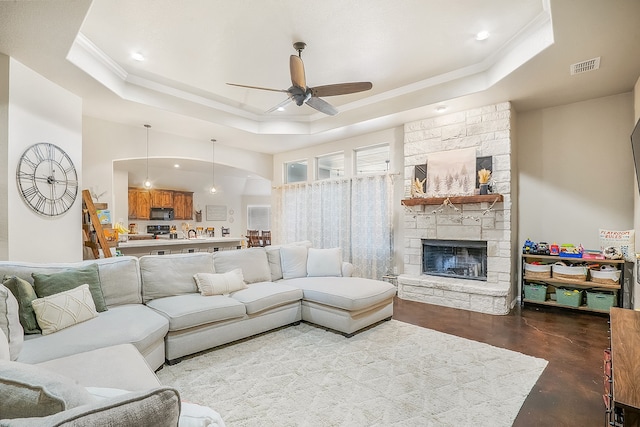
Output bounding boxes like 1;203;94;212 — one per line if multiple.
423;239;487;281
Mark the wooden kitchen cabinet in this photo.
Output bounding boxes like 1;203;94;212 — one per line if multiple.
150;190;173;208
128;188;151;220
173;191;193;220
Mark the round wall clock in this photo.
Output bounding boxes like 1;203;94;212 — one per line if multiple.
16;143;78;217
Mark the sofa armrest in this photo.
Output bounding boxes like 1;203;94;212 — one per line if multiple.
2;386;180;427
341;262;354;277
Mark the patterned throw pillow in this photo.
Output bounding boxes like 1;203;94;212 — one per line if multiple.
2;275;40;334
193;269;247;296
31;284;98;335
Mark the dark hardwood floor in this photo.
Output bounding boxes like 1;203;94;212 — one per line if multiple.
392;297;610;427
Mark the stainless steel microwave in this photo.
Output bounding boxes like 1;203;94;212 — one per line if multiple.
150;207;174;221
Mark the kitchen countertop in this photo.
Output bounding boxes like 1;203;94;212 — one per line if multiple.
118;236;244;248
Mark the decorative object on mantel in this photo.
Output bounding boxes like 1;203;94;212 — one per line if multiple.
411;177;426;197
402;195;502;221
194;210;202;222
426;148;475;197
477;168;492;195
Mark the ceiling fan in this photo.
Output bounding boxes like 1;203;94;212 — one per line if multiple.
227;42;373;116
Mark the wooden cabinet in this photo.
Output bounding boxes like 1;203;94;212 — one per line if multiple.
173;191;193;220
521;254;624;313
128;188;150;220
129;188;192;220
607;308;640;426
150;190;173;208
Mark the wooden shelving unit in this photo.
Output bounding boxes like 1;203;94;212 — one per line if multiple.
82;189;112;258
521;253;624;313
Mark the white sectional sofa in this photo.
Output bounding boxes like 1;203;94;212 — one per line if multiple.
0;241;396;365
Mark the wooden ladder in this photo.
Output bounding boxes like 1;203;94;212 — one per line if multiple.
82;189;112;258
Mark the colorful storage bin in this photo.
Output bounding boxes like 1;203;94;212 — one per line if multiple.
586;291;616;312
556;288;583;307
523;283;547;302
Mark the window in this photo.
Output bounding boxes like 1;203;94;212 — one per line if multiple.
316;152;344;180
285;160;307;183
355;144;390;174
247;205;271;231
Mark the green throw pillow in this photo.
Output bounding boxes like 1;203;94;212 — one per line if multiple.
32;264;108;312
2;276;40;334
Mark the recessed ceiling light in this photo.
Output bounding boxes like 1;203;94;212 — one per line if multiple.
131;52;145;61
436;105;447;113
276;107;285;112
475;31;490;41
174;164;180;168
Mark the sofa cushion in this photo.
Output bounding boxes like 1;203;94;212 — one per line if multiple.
194;269;247;296
0;284;23;361
31;284;98;336
230;282;303;315
213;248;271;284
0;329;10;361
140;252;214;303
2;387;181;427
146;294;246;332
265;247;283;281
16;305;169;365
0;359;95;419
0;257;143;308
2;276;39;334
32;264;108;313
85;387;225;427
280;246;308;279
281;277;397;311
306;248;343;277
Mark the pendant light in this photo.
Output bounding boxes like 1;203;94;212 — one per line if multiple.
143;124;152;188
210;138;217;194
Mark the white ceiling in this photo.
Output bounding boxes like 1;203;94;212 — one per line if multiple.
1;0;639;158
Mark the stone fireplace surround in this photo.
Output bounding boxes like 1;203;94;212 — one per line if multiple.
398;102;517;315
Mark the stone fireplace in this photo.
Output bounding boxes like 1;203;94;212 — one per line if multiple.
398;102;517;315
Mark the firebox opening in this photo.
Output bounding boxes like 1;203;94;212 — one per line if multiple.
422;239;487;281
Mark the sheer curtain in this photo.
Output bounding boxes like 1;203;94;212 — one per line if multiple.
273;174;393;279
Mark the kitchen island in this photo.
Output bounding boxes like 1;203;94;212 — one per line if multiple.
117;236;244;257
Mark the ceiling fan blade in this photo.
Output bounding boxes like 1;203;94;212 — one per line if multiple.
290;55;306;89
265;97;293;114
311;82;373;97
226;83;288;93
305;96;338;116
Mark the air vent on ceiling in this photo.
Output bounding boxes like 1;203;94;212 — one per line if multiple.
570;57;601;75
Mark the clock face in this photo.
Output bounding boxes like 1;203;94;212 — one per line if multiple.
16;143;78;217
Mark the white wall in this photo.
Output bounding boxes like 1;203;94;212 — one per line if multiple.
633;76;640;308
0;55;9;260
5;58;83;262
517;93;634;251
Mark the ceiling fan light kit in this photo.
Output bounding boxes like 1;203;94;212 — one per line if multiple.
227;42;372;116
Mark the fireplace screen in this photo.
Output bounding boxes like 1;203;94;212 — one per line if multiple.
422;239;487;281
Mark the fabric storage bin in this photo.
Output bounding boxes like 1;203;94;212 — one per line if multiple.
523;283;547;302
589;266;621;285
586;291;616;312
552;263;588;281
524;263;552;279
556;288;583;307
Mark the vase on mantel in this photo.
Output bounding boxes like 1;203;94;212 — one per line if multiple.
479;183;489;195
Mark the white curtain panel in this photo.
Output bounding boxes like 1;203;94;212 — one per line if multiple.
273;174;393;279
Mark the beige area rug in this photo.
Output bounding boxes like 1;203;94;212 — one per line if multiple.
157;320;548;427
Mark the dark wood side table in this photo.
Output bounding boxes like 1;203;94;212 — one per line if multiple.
609;307;640;426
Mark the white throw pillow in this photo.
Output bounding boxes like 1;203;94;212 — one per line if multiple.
0;284;23;360
280;246;309;279
32;284;98;335
194;269;247;296
86;387;227;427
307;248;343;277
